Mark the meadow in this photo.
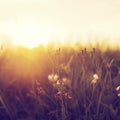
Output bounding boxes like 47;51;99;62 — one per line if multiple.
0;44;120;120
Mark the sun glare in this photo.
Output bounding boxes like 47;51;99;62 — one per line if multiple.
0;0;120;49
0;22;67;48
0;21;120;49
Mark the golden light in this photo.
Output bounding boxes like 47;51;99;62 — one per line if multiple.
1;21;120;49
0;21;68;48
0;0;120;49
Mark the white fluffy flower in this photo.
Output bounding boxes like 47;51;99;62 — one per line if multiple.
48;74;54;81
54;74;59;81
91;73;99;84
93;73;99;80
48;74;59;82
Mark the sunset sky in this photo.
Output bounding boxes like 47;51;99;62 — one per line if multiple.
0;0;120;48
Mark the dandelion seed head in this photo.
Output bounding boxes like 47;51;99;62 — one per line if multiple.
54;74;59;81
93;73;99;80
48;74;59;82
48;74;54;81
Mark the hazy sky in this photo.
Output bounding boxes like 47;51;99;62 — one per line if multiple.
0;0;120;47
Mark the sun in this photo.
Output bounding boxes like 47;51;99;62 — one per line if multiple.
1;22;66;48
12;34;51;48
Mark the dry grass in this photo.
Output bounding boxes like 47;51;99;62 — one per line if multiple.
0;45;120;120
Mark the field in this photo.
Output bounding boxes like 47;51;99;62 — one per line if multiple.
0;45;120;120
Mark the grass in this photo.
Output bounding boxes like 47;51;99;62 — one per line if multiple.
0;45;120;120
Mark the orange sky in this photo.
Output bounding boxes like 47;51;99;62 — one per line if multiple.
0;0;120;48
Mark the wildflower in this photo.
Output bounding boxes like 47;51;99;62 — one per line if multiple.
93;73;99;80
116;85;120;97
48;74;54;81
91;73;99;84
48;74;59;82
54;74;59;81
